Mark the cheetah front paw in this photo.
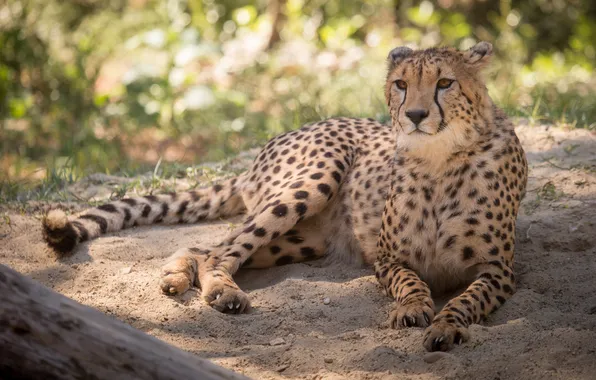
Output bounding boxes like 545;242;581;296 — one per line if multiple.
388;298;435;329
203;284;251;314
423;320;470;352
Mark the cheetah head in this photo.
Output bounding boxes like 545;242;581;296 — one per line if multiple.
384;42;494;160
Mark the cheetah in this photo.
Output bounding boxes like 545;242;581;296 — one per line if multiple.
43;41;528;352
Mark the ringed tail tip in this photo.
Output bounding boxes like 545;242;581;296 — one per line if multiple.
42;209;78;255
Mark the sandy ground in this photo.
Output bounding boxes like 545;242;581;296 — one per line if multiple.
2;123;596;380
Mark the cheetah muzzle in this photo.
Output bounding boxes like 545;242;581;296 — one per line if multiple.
43;41;528;352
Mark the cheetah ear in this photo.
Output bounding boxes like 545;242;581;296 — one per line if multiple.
387;46;413;71
463;41;493;69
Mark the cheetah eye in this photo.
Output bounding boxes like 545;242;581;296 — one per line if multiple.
437;78;454;89
394;80;407;90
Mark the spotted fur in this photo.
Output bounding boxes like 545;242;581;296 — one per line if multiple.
43;176;245;254
43;42;527;352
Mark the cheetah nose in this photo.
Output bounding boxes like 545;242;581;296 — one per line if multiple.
405;109;429;126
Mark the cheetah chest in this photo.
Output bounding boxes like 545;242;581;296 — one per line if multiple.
379;162;487;293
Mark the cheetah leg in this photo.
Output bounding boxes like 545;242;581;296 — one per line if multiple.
217;224;244;246
197;199;334;312
158;226;325;311
423;262;515;352
241;223;326;268
160;171;345;313
375;260;435;328
161;222;328;313
158;247;252;313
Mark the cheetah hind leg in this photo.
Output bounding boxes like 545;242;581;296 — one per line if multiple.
241;223;326;268
158;247;251;313
159;223;326;313
196;220;328;314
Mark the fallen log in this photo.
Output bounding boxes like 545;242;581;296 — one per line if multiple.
0;264;249;380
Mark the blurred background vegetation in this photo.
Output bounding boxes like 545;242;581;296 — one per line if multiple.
1;0;595;201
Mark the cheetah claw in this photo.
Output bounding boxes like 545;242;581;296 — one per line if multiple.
423;320;470;352
388;300;435;329
204;284;251;314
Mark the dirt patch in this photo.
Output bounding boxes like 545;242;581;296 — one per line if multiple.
2;124;596;379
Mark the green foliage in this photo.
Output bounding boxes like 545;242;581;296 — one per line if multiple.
1;0;595;195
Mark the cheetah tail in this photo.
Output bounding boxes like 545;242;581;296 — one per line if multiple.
42;175;246;256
